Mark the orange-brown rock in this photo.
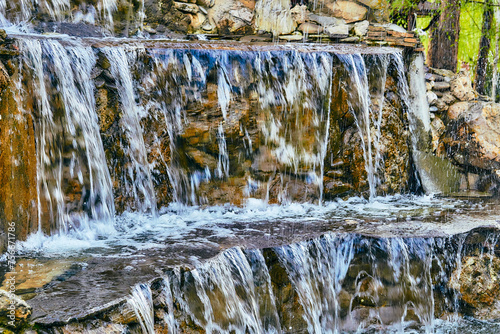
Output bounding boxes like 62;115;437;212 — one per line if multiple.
0;62;38;248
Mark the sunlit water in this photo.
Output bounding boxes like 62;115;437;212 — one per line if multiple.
12;195;500;258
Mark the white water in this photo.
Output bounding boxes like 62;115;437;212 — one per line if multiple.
0;0;117;31
162;247;281;333
127;284;156;334
18;38;115;233
104;47;157;215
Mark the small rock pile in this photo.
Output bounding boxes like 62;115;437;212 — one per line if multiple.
425;66;500;194
168;0;424;49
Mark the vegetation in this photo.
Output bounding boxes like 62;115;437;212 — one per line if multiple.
392;0;500;100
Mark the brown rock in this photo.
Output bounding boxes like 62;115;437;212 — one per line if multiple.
328;1;368;23
291;4;308;24
298;22;322;34
449;255;500;319
446;102;500;170
447;101;469;120
357;0;385;9
441;92;457;105
451;74;476;101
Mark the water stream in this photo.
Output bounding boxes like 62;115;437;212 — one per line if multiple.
1;10;499;334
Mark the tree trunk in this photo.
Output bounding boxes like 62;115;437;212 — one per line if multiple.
428;0;461;72
475;0;494;95
491;1;500;101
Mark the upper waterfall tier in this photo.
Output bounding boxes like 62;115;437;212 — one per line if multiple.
0;35;432;241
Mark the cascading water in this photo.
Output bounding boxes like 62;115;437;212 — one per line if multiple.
3;9;500;331
17;37;114;234
0;0;117;30
104;46;157;215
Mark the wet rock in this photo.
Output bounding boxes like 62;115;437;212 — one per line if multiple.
328;1;368;23
445;102;500;170
450;255;500;319
0;289;31;329
430;117;445;151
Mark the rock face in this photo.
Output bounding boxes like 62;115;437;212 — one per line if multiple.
450;253;500;319
0;42;38;249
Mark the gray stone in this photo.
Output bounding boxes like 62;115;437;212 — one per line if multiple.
174;2;200;14
325;24;349;37
426;91;438;106
307;13;345;27
353;20;369;36
433;81;450;91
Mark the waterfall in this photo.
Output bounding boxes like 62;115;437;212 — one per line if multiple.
127;284;155;334
338;53;391;199
141;228;498;333
395;53;461;195
0;0;117;30
18;37;114;233
104;46;157;215
275;233;355;333
160;248;281;333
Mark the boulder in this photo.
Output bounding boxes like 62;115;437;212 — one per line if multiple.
254;0;296;35
353;20;369;36
207;0;255;34
328;1;368;23
450;74;476;101
298;22;322;34
291;4;308;24
446;102;500;170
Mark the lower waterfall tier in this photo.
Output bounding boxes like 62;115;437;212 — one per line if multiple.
4;198;500;333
